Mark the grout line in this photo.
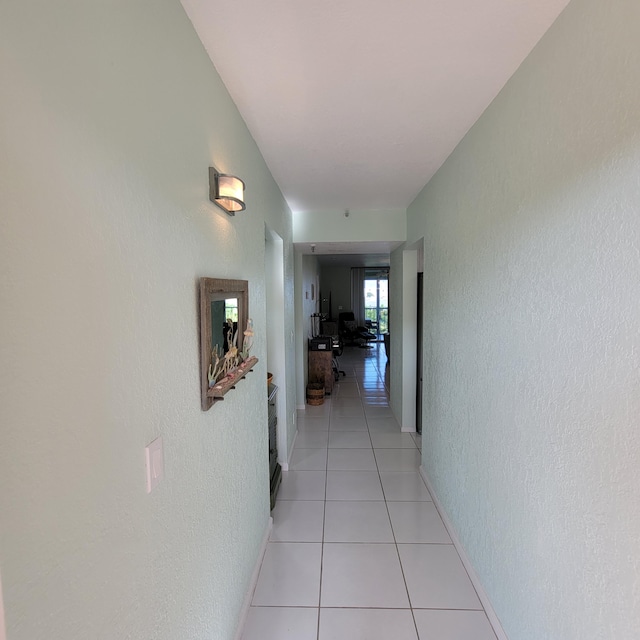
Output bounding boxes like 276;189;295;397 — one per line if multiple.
316;395;332;640
249;604;488;611
271;344;440;638
372;379;422;640
419;467;506;640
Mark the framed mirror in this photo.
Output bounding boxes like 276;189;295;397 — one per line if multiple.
199;277;252;410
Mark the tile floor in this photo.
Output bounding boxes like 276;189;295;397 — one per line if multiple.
242;343;497;640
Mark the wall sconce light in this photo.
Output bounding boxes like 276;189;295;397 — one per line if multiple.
209;167;246;216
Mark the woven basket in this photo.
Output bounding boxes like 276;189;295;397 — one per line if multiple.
306;382;325;406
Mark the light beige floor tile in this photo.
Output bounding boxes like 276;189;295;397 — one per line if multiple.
289;447;327;471
297;417;330;432
367;417;401;433
278;470;326;500
321;543;410;608
290;448;328;471
398;544;482;610
271;500;325;542
326;470;384;500
331;394;362;405
371;432;417;449
324;500;394;542
413;610;497;640
331;405;366;419
335;385;361;397
379;472;432;501
361;394;390;403
242;607;318;640
303;403;332;418
387;501;451;543
328;431;372;448
258;345;495;639
252;543;322;606
360;385;386;394
295;430;329;448
365;405;395;418
329;416;368;431
319;608;417;640
327;448;377;471
374;448;421;471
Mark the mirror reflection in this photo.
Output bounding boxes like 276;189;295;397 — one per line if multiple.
200;278;250;411
210;298;239;355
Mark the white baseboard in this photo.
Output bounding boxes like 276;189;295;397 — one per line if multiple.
233;516;273;640
419;466;509;640
297;403;306;411
286;429;298;470
279;428;298;471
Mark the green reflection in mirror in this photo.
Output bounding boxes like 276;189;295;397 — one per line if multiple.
210;298;239;354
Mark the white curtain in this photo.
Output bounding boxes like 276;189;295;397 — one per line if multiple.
350;268;366;324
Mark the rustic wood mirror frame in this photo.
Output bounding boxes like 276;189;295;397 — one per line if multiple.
199;277;252;410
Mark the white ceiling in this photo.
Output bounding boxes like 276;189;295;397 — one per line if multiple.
182;0;569;215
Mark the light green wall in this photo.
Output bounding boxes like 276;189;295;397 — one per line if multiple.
388;248;404;422
407;0;640;638
0;2;293;639
294;253;320;410
293;209;406;243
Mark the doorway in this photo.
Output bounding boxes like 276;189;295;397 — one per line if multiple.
265;227;288;465
364;270;389;336
416;272;423;435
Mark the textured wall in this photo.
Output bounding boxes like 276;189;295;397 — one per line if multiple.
0;2;293;639
281;239;297;459
302;254;320;404
292;209;406;243
293;252;320;410
388;248;405;423
407;0;640;638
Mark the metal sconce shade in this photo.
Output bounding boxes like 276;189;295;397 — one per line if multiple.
209;167;246;215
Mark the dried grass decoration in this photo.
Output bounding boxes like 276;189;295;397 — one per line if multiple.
208;318;255;388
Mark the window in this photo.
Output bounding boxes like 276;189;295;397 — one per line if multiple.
364;271;389;334
225;298;238;323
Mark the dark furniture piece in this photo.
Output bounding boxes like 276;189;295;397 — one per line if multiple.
338;311;377;346
331;336;346;380
268;383;281;509
308;346;334;394
365;319;379;337
321;321;346;380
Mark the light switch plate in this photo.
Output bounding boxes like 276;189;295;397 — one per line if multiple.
145;436;164;493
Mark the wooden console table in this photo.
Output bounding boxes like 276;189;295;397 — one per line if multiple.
308;348;333;394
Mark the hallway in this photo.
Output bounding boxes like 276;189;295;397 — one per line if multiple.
242;344;498;640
